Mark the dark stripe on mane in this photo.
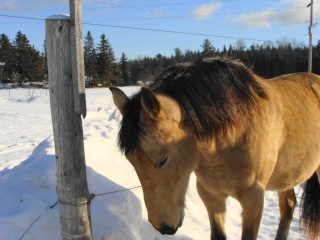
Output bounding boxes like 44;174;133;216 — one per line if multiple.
118;58;268;154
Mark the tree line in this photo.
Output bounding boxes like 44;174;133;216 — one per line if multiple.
0;32;46;86
1;31;320;87
123;38;320;86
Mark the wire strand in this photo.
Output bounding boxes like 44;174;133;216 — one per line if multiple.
0;14;309;46
18;201;58;240
18;185;142;240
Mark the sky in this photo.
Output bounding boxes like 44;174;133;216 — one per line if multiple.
0;0;320;60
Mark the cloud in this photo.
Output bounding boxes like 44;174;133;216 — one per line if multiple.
192;1;223;20
226;0;319;29
227;9;273;29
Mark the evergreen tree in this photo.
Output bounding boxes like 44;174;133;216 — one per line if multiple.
96;34;118;86
120;52;130;86
154;53;165;74
201;39;215;57
129;60;143;85
13;31;33;86
42;40;48;81
173;47;183;63
184;49;199;62
0;34;15;81
222;45;228;56
30;47;45;82
227;44;233;58
84;31;98;87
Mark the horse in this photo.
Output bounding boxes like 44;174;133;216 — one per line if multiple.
109;58;320;240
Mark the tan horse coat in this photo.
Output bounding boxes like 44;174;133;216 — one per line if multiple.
110;59;320;240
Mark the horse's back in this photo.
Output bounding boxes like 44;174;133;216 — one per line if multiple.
268;72;320;121
269;72;320;86
265;72;320;190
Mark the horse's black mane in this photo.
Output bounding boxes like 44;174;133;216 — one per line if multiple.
118;58;268;154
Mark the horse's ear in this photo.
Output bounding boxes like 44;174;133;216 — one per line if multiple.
141;87;161;120
109;87;129;114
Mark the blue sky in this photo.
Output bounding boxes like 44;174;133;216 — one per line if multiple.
0;0;319;60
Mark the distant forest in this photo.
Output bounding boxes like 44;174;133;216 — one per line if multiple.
1;31;320;87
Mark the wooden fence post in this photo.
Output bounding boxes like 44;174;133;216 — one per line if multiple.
45;14;92;240
69;0;87;117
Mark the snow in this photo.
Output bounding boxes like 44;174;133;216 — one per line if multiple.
0;87;307;239
46;14;70;20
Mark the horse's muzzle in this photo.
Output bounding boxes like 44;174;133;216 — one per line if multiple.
159;223;178;235
159;212;184;235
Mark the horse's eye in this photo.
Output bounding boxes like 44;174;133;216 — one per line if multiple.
158;157;168;168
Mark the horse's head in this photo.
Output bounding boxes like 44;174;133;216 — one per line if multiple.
110;87;198;235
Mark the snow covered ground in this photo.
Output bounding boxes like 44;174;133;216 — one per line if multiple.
0;87;307;239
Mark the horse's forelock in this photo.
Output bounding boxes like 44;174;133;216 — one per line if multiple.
118;92;144;154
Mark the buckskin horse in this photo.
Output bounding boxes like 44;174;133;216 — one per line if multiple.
110;58;320;240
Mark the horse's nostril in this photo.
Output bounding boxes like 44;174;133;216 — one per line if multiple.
159;223;177;235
